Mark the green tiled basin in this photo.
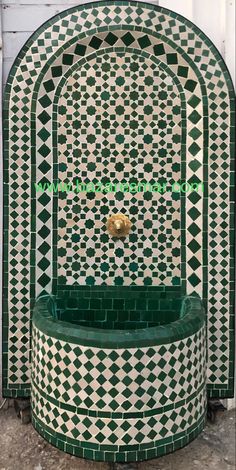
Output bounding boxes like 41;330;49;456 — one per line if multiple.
31;291;207;462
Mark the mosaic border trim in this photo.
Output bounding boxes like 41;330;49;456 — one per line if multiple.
32;412;206;462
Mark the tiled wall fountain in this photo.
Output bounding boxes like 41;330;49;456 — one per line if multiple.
2;0;235;463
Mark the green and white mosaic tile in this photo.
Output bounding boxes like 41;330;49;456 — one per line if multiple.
57;51;182;286
32;322;206;414
2;1;235;405
30;294;207;461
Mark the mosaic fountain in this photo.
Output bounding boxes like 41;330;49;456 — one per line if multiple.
2;1;235;463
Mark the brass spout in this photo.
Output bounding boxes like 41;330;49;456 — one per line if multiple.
106;214;132;238
114;220;122;232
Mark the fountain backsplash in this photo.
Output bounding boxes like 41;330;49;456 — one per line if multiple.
55;286;182;329
2;0;235;463
56;50;181;287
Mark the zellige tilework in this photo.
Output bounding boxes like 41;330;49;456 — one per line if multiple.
2;1;235;410
31;294;207;461
57;51;181;286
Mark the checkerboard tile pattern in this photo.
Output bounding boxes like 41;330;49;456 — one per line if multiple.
32;385;206;445
32;325;206;413
3;2;235;402
31;301;207;460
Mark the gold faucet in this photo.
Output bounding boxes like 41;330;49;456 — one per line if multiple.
106;213;132;238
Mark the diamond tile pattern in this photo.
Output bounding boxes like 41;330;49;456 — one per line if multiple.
32;385;206;446
31;323;206;446
32;325;206;413
35;30;202;293
3;2;234;400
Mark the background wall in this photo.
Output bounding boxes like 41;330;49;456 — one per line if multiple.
0;0;235;405
1;0;235;86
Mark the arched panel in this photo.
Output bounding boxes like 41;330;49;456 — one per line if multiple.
2;1;235;401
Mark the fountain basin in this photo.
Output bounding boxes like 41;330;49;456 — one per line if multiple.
31;289;206;462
